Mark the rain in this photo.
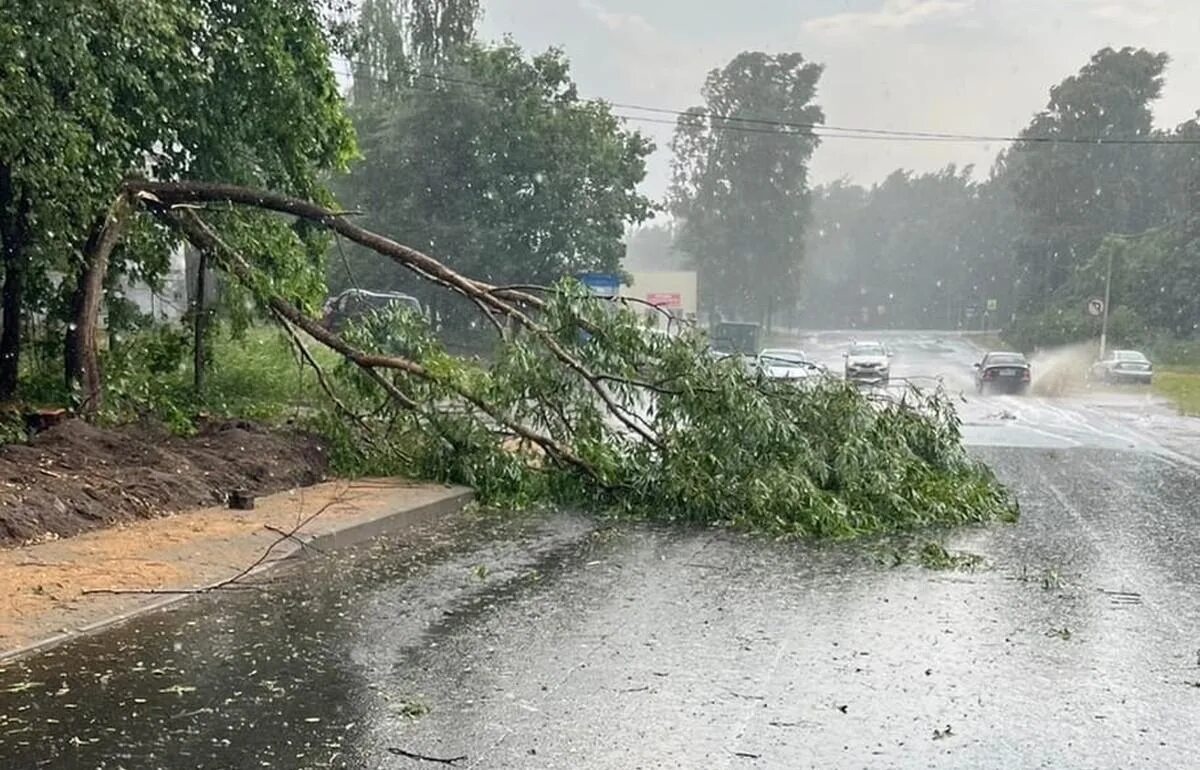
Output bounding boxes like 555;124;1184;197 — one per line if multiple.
5;1;1200;769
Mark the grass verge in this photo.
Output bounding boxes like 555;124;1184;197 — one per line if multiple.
1153;368;1200;416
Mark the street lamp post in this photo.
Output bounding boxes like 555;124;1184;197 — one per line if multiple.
1098;241;1114;360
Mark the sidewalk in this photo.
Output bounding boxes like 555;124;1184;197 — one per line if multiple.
0;479;471;661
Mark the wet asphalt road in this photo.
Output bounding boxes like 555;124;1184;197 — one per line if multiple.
4;332;1200;769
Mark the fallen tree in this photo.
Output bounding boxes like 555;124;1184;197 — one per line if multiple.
75;178;1017;537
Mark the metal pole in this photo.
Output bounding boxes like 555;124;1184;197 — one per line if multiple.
1098;242;1114;359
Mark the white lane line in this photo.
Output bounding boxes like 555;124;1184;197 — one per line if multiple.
1038;466;1184;639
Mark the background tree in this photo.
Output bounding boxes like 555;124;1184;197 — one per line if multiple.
337;40;654;334
348;0;480;103
668;52;823;327
799;168;1017;331
622;223;686;272
0;0;355;405
1006;47;1169;312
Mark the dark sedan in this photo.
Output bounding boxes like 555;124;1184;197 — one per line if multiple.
974;351;1031;394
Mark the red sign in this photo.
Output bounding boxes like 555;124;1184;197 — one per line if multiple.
645;292;682;308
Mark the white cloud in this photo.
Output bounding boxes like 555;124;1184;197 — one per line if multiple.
804;0;972;34
1075;0;1167;28
577;1;656;36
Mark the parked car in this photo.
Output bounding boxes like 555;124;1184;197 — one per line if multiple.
974;351;1031;394
756;348;826;384
1089;349;1153;385
844;341;891;385
710;321;761;356
322;289;423;332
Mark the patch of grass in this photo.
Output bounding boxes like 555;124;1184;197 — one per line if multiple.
1153;369;1200;416
199;326;339;421
93;323;343;433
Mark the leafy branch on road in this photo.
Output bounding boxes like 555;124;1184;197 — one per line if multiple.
80;179;1023;538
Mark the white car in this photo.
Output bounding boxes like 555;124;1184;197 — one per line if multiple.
756;348;825;383
844;341;891;385
1089;349;1153;385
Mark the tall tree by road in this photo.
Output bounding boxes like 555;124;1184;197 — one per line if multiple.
1006;47;1169;312
349;0;480;103
669;52;823;327
337;42;654;329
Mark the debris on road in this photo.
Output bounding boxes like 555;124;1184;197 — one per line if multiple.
386;747;467;765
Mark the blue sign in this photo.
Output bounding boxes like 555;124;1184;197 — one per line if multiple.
578;272;620;298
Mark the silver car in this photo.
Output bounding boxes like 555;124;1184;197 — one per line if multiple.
756;348;825;384
1090;349;1153;385
844;341;891;385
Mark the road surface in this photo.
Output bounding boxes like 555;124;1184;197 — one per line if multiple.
3;332;1200;769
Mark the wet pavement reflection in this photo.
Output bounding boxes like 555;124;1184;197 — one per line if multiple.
3;334;1200;768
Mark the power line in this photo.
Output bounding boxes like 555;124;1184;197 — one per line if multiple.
332;64;1200;147
611;113;1000;144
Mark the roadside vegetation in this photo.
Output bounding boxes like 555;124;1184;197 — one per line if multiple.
1152;369;1200;416
0;0;1027;542
793;48;1200;367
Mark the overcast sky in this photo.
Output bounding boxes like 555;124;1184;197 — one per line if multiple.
478;0;1200;199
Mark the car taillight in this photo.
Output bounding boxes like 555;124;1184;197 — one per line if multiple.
982;370;994;380
1022;369;1031;381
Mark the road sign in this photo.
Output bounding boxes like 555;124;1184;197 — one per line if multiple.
645;292;682;308
578;272;620;298
1087;297;1105;317
986;298;998;311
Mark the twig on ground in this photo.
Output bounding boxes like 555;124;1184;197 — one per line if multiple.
386;747;468;765
723;688;766;700
263;524;327;554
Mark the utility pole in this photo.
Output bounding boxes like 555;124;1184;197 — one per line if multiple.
1098;234;1126;360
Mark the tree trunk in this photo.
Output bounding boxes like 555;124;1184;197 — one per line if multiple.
193;247;209;395
0;164;29;402
66;195;131;415
0;254;24;401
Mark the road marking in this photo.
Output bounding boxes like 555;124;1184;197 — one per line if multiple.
1038;467;1184;639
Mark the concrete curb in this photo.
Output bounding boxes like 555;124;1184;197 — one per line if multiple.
0;488;473;665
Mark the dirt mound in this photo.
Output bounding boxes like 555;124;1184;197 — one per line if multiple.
0;419;327;547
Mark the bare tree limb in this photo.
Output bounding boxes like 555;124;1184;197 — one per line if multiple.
142;203;605;481
124;180;666;451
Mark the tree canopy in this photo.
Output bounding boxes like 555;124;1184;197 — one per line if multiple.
0;0;356;400
794;45;1200;352
669;52;823;327
337;40;655;326
800;167;1018;331
1007;47;1169;311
